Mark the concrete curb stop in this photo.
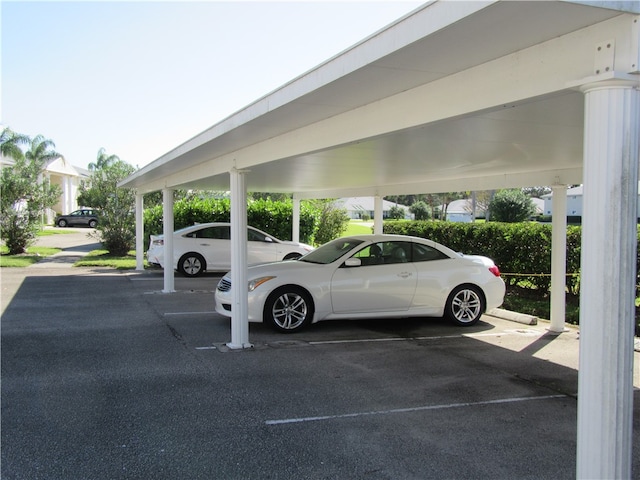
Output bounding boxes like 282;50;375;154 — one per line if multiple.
486;308;538;325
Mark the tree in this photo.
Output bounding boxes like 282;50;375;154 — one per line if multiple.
88;147;120;171
310;200;350;245
0;130;62;254
409;200;430;220
388;205;405;220
488;189;536;222
0;127;30;160
78;150;136;256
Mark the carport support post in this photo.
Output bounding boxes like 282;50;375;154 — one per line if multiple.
162;188;175;293
135;193;144;271
292;195;300;243
374;196;383;235
576;78;639;479
549;185;567;333
228;168;252;349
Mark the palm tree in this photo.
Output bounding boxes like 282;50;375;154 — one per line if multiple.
0;127;30;161
24;135;62;168
88;147;120;171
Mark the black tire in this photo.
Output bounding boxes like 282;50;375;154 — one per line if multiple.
264;286;314;333
57;219;67;227
177;253;206;277
88;219;98;228
445;285;485;326
283;252;302;260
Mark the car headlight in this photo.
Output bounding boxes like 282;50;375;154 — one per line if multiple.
248;276;276;292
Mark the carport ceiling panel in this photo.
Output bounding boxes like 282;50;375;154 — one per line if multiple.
239;93;585;194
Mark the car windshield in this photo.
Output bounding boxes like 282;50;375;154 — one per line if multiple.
299;238;364;264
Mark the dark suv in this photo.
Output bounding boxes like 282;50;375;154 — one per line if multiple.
55;209;99;228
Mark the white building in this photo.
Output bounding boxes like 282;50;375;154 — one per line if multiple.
542;185;640;218
334;197;410;220
1;155;89;223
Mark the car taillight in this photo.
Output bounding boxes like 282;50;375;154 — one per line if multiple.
488;265;501;277
152;239;164;246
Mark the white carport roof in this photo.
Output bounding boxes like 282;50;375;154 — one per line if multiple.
120;2;640;477
120;1;638;198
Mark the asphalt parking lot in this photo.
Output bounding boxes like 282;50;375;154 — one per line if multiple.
2;230;639;479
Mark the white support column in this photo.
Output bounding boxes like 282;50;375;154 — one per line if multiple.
228;168;252;349
549;185;568;333
373;196;383;235
135;193;144;271
292;195;300;243
576;77;639;479
162;188;175;293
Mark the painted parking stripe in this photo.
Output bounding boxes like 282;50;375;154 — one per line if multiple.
265;394;567;425
308;330;538;346
163;311;216;316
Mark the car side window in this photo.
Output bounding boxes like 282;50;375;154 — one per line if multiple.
248;229;268;242
412;243;450;262
190;226;230;239
353;241;412;265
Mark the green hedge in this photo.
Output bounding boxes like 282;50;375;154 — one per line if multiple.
143;198;319;249
383;220;590;295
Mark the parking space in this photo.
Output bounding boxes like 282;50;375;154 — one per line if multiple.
2;264;639;479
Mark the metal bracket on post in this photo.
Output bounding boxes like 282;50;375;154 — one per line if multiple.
631;16;639;73
594;39;615;76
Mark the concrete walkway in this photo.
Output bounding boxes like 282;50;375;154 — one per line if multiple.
28;227;102;268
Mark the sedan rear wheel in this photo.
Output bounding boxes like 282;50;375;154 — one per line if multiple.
178;253;206;277
57;219;67;227
445;285;484;326
264;287;313;333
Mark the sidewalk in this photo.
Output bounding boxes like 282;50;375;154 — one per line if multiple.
28;227;102;269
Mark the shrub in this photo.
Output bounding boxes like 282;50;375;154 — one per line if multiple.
488;189;536;222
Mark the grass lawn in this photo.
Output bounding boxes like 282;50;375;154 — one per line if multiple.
74;250;144;269
0;246;62;267
343;220;374;236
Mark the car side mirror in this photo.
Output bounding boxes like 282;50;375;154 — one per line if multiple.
344;258;362;267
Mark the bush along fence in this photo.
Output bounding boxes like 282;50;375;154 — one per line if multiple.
143;198;321;250
383;220;593;295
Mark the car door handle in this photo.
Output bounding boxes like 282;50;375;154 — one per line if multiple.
397;272;412;278
200;243;210;246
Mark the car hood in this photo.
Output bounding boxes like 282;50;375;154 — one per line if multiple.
225;258;320;278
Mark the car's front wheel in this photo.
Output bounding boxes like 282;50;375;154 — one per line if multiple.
57;219;67;227
445;285;484;326
178;253;206;277
88;219;98;228
283;252;302;260
264;286;313;333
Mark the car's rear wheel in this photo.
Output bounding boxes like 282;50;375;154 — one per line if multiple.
283;252;302;260
445;285;484;326
178;253;206;277
264;286;313;333
88;219;98;228
57;219;67;227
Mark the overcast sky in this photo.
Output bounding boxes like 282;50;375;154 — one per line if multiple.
2;0;423;170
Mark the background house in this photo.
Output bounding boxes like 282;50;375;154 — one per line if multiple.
334;197;410;220
542;185;640;219
1;155;89;224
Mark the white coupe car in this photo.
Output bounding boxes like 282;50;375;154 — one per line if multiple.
215;234;506;332
147;222;314;277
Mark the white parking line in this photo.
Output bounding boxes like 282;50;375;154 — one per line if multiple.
164;311;216;316
265;394;567;425
309;331;532;346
